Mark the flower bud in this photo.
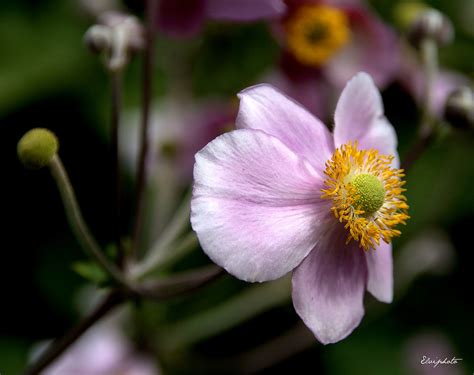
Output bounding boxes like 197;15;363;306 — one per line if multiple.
444;87;474;130
99;12;145;53
17;128;59;169
408;9;453;47
84;12;145;71
84;25;112;54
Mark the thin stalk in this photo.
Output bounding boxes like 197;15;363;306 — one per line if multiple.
402;38;439;171
131;191;191;280
138;265;224;300
111;71;124;266
419;38;438;137
49;155;131;288
23;291;124;375
132;0;157;258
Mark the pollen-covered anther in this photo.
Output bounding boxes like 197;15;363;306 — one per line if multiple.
285;4;350;67
321;142;410;251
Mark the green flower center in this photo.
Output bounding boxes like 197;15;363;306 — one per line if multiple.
351;173;385;216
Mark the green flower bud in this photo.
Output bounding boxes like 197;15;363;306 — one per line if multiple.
17;128;59;169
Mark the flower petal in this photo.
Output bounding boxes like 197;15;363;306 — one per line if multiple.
292;230;368;344
206;0;286;20
191;129;332;282
325;6;399;89
365;241;393;303
334;72;398;160
237;84;334;173
156;0;206;38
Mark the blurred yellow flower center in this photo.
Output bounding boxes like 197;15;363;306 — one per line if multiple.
321;142;409;251
285;5;350;67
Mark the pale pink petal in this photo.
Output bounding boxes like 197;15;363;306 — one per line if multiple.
191;129;332;282
236;84;334;173
334;72;398;160
156;0;205;38
365;241;393;303
292;230;368;344
205;0;285;20
325;6;399;89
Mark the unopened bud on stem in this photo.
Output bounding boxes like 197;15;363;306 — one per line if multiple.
84;12;145;71
84;25;112;54
17;128;59;169
408;9;453;47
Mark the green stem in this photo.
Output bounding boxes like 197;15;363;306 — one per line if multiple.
138;265;224;300
131;191;192;279
110;71;124;267
132;0;158;258
49;155;131;289
158;276;291;351
402;38;439;171
419;38;438;137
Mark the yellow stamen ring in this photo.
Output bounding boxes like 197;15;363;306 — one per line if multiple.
285;5;350;67
321;142;409;251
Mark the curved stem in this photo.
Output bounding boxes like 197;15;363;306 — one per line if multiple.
49;155;131;288
23;291;124;375
132;0;158;258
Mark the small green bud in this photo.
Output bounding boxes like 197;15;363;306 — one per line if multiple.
408;9;453;47
17;128;59;169
444;87;474;130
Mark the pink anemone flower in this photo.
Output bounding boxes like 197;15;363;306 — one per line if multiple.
191;72;409;344
264;0;400;119
276;0;400;89
157;0;286;38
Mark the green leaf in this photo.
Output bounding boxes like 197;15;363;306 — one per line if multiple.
72;261;109;285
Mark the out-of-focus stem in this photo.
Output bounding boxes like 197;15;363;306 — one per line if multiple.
111;71;124;266
132;0;157;258
49;155;130;288
419;38;438;137
402;38;438;171
158;276;292;351
138;265;224;300
131;191;192;279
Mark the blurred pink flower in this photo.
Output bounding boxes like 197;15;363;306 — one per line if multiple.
157;0;286;37
120;96;234;184
265;0;400;119
120;96;235;237
39;319;159;375
191;72;409;344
